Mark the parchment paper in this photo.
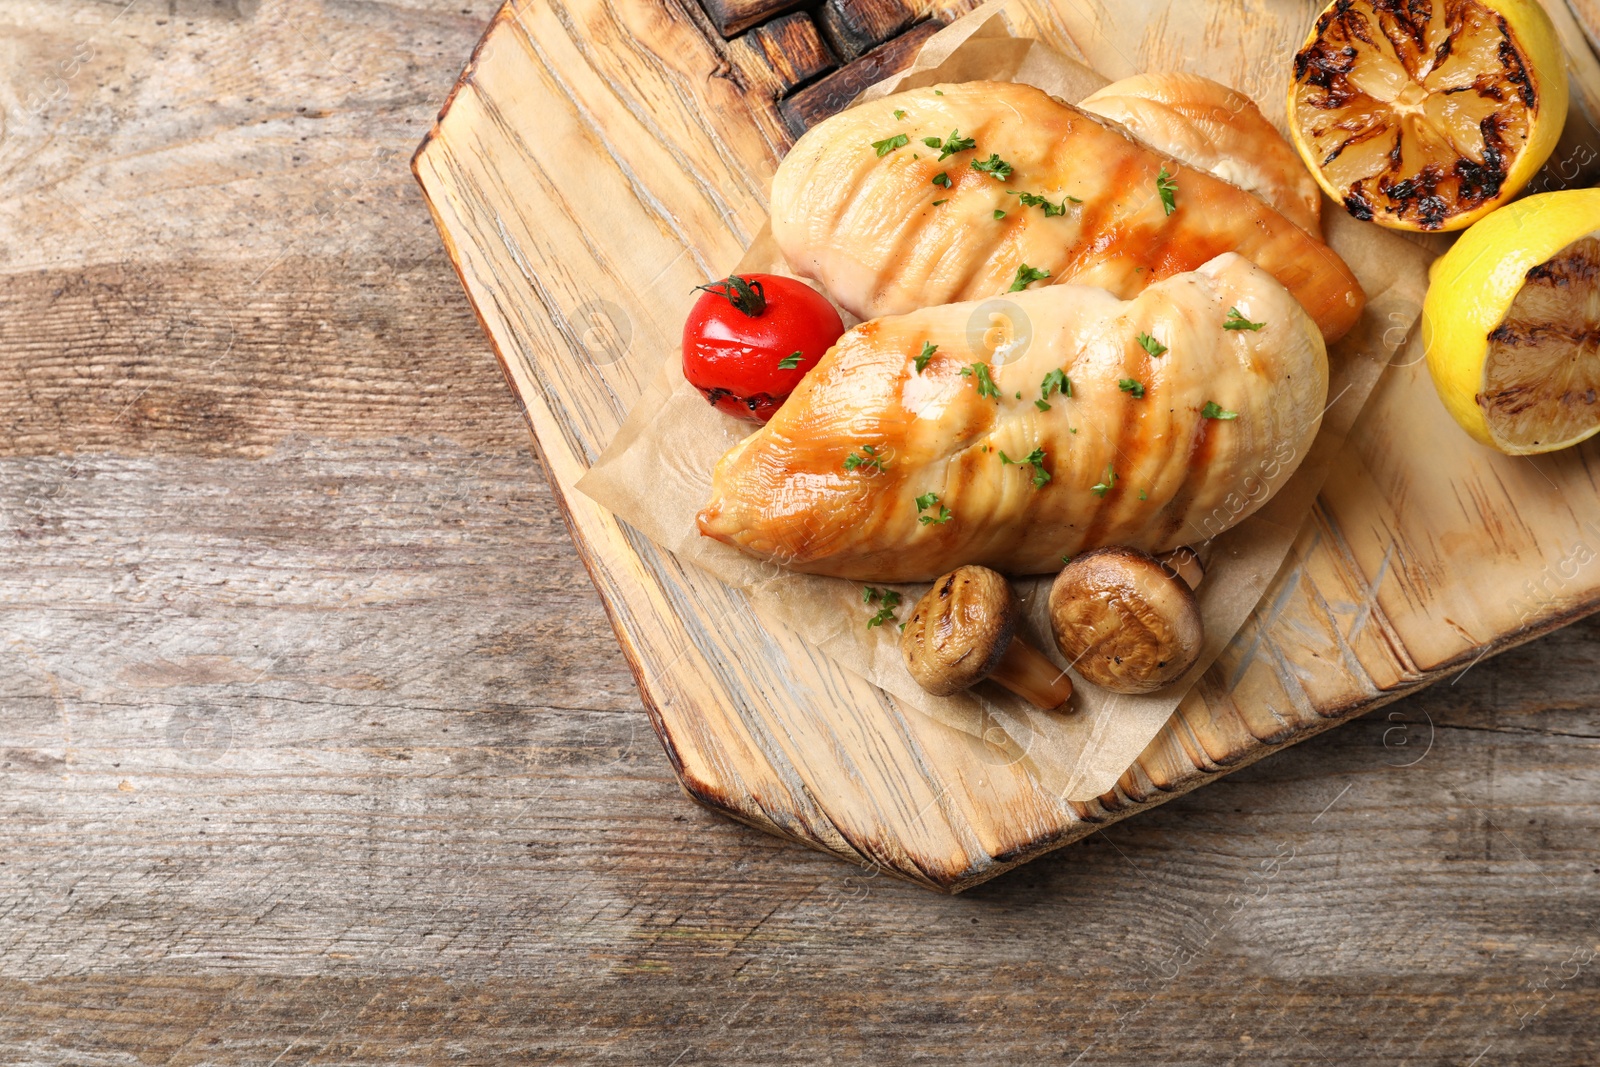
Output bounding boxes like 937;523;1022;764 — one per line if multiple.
577;11;1432;801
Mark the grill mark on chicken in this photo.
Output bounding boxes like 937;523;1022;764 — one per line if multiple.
865;168;942;312
1076;335;1151;550
948;192;1022;303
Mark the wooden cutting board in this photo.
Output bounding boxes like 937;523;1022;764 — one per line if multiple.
413;0;1600;891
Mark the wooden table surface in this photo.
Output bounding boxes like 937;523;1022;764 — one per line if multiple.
3;0;1599;1061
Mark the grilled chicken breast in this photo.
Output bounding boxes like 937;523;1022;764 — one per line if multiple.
1079;73;1324;236
770;80;1363;343
698;254;1327;582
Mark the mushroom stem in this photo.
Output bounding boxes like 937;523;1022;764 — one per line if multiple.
1157;546;1204;590
990;639;1075;710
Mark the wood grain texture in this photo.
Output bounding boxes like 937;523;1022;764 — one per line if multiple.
1565;0;1600;54
817;0;979;59
0;260;513;458
415;0;1600;893
697;0;805;36
3;0;1600;1059
817;0;919;59
778;17;948;136
727;11;836;98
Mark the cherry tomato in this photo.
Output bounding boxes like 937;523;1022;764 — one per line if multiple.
682;273;845;423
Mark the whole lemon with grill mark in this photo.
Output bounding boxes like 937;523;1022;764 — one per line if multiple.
1423;189;1600;454
1288;0;1568;232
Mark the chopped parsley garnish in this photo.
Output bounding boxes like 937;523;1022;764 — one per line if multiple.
863;587;903;629
1118;378;1146;399
1091;464;1117;497
1000;447;1050;487
1136;332;1167;357
1039;368;1071;406
1009;263;1050;291
1156;166;1178;215
1202;401;1239;420
1015;191;1073;216
1138;488;1148;501
923;129;975;160
915;493;953;526
932;171;951;188
934;89;944;95
1061;554;1072;564
914;341;938;373
971;153;1013;181
960;362;1001;399
778;351;802;370
931;199;947;206
1023;447;1050;487
843;444;888;472
893;108;906;120
1224;307;1265;331
993;209;1006;220
872;133;909;156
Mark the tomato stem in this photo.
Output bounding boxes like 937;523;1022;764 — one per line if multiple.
695;274;767;316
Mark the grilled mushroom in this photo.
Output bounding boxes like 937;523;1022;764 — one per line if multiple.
1049;547;1204;694
900;565;1074;710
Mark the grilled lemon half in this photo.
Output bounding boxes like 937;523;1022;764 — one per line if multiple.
1424;189;1600;454
1289;0;1567;232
